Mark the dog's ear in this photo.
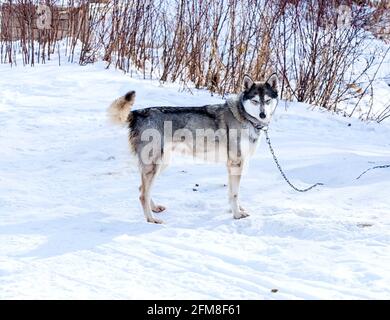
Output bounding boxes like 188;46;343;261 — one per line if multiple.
266;73;279;93
243;74;254;91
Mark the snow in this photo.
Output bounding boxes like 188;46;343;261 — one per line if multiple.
0;60;390;300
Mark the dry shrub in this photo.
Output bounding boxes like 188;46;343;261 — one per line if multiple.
1;0;389;119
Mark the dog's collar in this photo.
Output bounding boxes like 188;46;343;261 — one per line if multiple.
251;121;265;131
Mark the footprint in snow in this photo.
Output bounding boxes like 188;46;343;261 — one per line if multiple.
357;223;373;228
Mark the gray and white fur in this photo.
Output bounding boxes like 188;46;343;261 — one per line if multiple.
108;74;278;223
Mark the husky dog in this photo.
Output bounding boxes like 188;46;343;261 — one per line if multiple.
108;74;278;223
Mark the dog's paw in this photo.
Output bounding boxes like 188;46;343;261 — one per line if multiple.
233;212;250;219
152;205;166;213
147;217;164;224
239;205;248;213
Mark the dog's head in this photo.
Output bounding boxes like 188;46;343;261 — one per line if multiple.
241;74;278;127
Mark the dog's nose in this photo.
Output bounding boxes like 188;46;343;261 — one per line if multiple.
259;112;266;119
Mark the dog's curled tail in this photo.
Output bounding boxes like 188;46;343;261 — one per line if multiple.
107;91;136;125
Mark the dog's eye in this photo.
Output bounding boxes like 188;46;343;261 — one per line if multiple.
251;99;260;105
264;100;272;105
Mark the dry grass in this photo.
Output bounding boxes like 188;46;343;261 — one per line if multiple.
1;0;389;118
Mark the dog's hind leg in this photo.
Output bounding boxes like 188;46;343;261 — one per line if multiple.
140;162;168;213
138;185;166;213
151;162;169;213
227;160;249;219
139;164;164;224
150;199;166;213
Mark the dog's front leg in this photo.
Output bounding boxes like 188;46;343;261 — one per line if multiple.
227;160;249;219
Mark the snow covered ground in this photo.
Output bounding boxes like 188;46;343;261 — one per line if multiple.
0;61;390;299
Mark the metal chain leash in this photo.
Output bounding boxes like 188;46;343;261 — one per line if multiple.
254;99;388;190
263;129;324;192
356;164;390;180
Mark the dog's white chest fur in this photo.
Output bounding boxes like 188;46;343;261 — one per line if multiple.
239;123;262;158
